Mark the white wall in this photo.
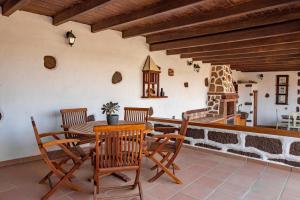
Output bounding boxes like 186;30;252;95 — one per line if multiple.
0;12;211;161
233;70;300;126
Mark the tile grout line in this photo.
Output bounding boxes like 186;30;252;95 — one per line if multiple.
165;159;226;200
277;169;292;200
202;161;247;200
240;165;268;200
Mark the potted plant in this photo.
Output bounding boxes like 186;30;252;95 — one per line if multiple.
101;102;120;125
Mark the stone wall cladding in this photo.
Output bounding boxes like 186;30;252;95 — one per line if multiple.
154;123;176;133
208;65;235;93
290;142;300;156
245;135;282;154
149;121;300;168
207;65;235;115
228;149;261;159
208;131;238;144
186;128;205;139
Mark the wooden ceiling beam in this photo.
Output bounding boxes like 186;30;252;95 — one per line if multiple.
186;49;300;60
2;0;31;16
235;67;299;72
197;54;300;63
123;0;299;38
180;42;300;58
150;20;300;51
146;2;300;43
53;0;110;26
166;32;300;55
231;64;300;69
91;0;203;33
202;59;300;65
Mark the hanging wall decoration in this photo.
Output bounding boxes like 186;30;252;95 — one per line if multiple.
168;68;174;76
193;63;200;72
142;56;167;98
112;71;122;84
44;56;56;69
184;82;189;88
265;93;270;98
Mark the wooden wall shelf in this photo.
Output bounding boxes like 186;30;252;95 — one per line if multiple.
141;96;168;99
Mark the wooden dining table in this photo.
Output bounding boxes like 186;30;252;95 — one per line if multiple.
69;120;153;182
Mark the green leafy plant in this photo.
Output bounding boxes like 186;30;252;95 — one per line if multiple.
101;102;120;116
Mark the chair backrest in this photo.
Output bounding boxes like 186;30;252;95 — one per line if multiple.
289;112;300;128
60;108;88;128
31;116;43;148
93;124;145;171
124;107;149;123
178;118;189;137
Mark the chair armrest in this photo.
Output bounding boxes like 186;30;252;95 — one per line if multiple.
43;139;80;148
39;131;84;138
39;131;67;138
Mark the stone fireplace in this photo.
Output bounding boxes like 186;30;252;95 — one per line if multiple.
207;65;238;118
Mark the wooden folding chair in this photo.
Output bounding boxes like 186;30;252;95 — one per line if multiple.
124;107;150;123
145;119;189;184
93;124;145;200
60;108;94;144
31;117;88;200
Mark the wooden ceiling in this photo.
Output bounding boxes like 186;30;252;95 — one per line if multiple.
1;0;300;72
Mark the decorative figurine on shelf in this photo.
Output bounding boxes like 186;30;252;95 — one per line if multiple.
101;101;120;125
142;56;167;98
160;88;165;96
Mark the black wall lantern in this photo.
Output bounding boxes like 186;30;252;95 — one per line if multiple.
66;30;76;46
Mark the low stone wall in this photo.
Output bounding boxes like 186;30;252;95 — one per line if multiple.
151;121;300;167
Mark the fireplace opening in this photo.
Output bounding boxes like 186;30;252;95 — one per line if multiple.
227;101;235;116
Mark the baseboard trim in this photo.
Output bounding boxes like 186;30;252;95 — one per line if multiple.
0;155;42;168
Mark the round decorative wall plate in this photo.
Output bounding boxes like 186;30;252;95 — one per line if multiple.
112;71;122;84
44;56;57;69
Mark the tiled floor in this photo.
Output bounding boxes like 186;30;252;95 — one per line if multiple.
0;148;299;200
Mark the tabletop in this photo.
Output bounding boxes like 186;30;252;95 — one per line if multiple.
69;120;153;135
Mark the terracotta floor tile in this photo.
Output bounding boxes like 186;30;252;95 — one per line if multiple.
0;148;296;200
168;192;197;200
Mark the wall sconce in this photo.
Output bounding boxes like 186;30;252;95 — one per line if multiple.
193;63;200;72
66;30;76;46
187;59;193;66
257;74;264;80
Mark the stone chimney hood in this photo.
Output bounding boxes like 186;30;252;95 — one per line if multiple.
207;65;238;116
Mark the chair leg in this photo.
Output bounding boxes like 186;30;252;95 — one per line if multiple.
39;171;53;184
138;181;144;200
41;164;81;200
133;169;141;189
148;154;182;184
151;152;180;171
150;152;171;170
